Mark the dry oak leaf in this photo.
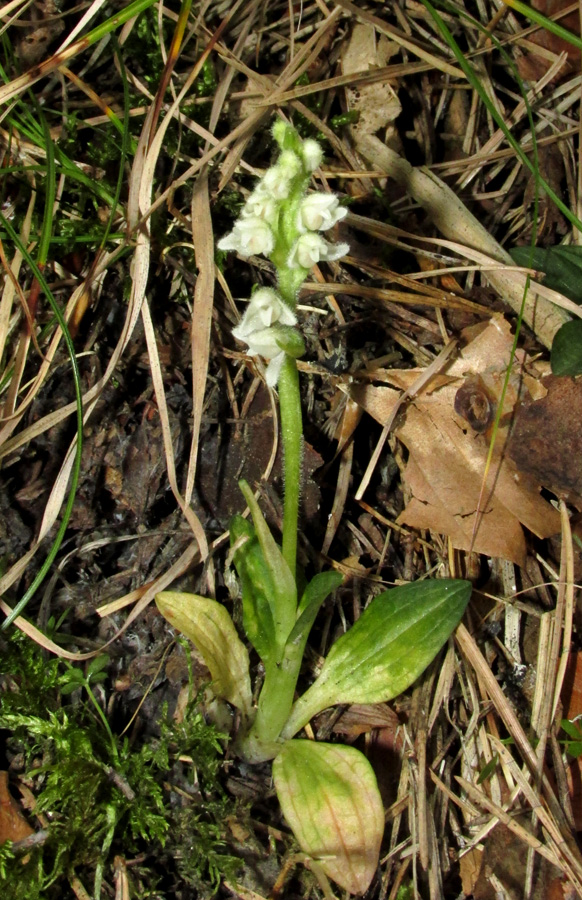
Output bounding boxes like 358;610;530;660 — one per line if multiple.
508;375;582;510
349;317;561;565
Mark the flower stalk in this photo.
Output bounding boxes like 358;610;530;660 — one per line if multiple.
218;121;348;579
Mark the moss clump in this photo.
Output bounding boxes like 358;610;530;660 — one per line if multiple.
0;632;241;898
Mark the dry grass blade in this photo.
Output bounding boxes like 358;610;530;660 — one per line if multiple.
354;135;569;349
186;172;215;505
456;623;582;877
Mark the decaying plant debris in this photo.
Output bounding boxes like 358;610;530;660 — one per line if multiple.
1;0;582;897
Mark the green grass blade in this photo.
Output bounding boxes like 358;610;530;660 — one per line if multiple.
422;0;582;235
503;0;582;52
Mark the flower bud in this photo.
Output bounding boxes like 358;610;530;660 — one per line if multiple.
218;217;274;258
298;193;347;232
287;233;349;270
262;151;302;200
301;139;323;172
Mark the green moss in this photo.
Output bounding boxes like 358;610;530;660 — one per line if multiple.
0;633;241;897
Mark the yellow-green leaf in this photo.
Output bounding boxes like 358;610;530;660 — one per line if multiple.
273;740;383;895
156;591;252;716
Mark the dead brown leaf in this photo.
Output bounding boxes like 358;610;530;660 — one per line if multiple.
349;317;561;564
0;771;34;846
508;375;582;510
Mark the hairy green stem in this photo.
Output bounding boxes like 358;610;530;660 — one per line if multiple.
277;356;302;576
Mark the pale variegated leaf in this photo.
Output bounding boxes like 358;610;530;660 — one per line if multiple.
156;591;252;716
273;740;384;895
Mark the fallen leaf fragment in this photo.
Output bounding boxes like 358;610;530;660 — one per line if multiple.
331;702;401;739
516;0;580;83
460;846;484;896
0;771;34;845
349;318;561;564
508;376;582;510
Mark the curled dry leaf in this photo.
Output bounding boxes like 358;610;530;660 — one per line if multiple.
348;317;561;564
273;740;384;895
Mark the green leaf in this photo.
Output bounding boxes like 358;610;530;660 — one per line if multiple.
551;320;582;376
273;740;384;895
281;571;343;675
477;754;498;784
238;481;297;655
283;579;471;738
86;654;110;681
230;515;277;666
297;570;343;618
155;591;252;717
509;245;582;304
560;718;582;740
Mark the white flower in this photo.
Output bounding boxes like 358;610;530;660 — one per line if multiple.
287;233;349;270
301;139;323;172
261;160;297;202
233;288;296;342
298;193;348;232
232;290;301;387
217;216;274;258
241;185;279;226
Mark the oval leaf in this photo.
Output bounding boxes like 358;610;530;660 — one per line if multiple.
273;740;383;895
156;591;252;716
284;579;471;736
551;320;582;376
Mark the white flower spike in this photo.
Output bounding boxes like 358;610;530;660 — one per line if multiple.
287;232;349;270
218;216;274;258
298;193;347;232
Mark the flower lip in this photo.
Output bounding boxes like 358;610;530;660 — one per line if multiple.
217;217;274;258
298;193;348;232
287;233;349;270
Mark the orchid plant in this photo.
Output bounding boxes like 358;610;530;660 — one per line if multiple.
156;122;472;895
